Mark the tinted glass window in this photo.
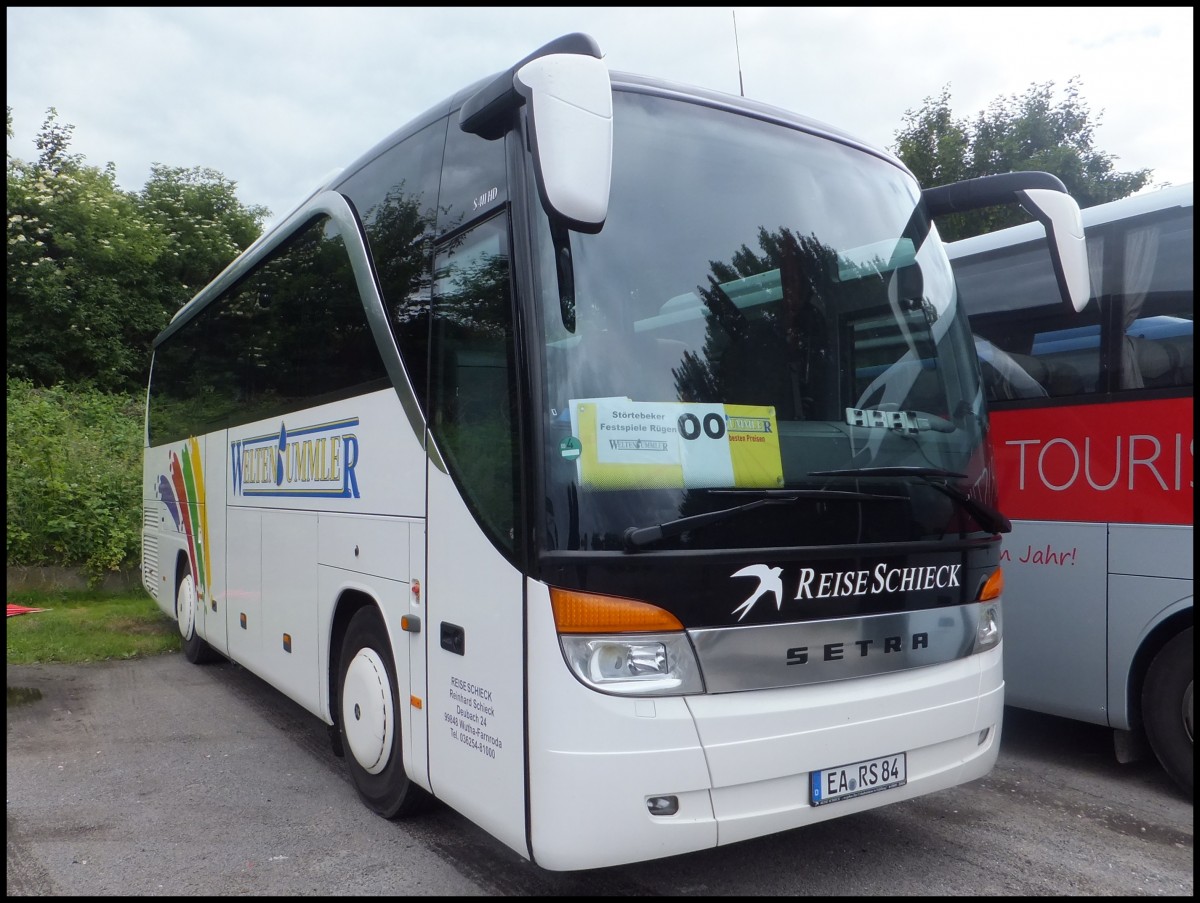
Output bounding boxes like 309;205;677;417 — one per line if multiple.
429;215;519;554
437;120;508;236
529;92;991;552
337;119;447;412
957;202;1192;401
149;216;387;445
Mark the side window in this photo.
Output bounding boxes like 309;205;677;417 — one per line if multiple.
429;215;519;554
1110;208;1193;391
959;240;1103;403
149;318;220;446
218;216;387;420
148;216;386;445
337;119;447;413
437;118;509;236
960;203;1193;403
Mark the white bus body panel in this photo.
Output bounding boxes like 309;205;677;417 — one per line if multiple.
424;462;528;862
259;509;320;706
220;389;425;720
199;433;229;656
1106;522;1194;730
1109;523;1192;580
524;579;1003;871
1002;519;1194;729
1000;520;1109;722
145;387;428;721
406;523;429;791
225;507;263;664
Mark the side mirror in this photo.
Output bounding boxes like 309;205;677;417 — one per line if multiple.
1014;188;1090;312
514;53;613;233
923;172;1089;312
459;33;613;234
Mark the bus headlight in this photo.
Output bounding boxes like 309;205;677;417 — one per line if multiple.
550;587;705;696
560;633;704;696
974;602;1002;653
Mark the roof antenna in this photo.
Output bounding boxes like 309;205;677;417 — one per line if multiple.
732;10;745;97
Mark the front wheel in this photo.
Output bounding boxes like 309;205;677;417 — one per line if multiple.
337;606;430;818
1141;627;1193;798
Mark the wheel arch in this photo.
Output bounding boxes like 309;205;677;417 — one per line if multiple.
1125;603;1194;733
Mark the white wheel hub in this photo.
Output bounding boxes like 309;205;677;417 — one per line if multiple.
176;573;197;640
342;647;394;774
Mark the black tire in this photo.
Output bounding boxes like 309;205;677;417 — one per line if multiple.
337;606;430;818
1141;627;1193;798
176;560;220;665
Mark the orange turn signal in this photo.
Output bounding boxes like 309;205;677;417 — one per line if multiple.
978;568;1004;601
550;588;683;634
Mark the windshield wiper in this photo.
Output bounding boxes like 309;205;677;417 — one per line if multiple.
807;466;1011;534
622;488;907;551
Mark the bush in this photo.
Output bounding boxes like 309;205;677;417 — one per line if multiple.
7;377;144;578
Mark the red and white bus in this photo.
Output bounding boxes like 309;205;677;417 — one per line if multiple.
948;183;1193;796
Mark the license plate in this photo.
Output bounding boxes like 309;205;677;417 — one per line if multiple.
811;752;907;806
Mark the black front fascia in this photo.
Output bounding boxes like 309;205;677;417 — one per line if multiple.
537;537;1000;630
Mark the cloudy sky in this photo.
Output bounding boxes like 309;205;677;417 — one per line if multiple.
7;7;1193;227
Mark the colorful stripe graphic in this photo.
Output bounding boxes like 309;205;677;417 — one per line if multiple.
188;436;213;598
164;439;212;603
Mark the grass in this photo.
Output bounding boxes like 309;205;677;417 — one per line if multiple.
6;588;181;664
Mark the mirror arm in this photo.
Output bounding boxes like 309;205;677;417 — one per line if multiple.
924;172;1088;312
922;171;1067;218
459;33;602;139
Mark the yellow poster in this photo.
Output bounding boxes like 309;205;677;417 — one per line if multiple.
569;398;783;491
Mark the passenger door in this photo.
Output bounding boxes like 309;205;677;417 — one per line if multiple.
423;214;529;858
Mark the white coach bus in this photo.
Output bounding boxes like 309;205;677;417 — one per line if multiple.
142;33;1091;869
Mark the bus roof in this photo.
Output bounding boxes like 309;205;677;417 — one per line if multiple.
323;67;913;219
166;39;917;330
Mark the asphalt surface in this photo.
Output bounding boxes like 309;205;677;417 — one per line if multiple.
6;655;1194;895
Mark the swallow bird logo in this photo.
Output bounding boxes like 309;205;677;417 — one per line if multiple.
730;564;785;621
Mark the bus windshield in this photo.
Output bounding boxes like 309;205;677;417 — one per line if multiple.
535;91;988;552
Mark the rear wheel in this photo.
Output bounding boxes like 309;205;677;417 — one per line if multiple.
337;606;430;818
1141;627;1193;798
176;561;219;664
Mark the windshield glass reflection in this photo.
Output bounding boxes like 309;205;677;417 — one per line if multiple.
534;92;987;552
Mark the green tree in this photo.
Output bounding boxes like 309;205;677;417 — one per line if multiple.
7;107;268;394
138;163;267;296
6;377;143;577
892;80;1154;241
8;108;166;392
